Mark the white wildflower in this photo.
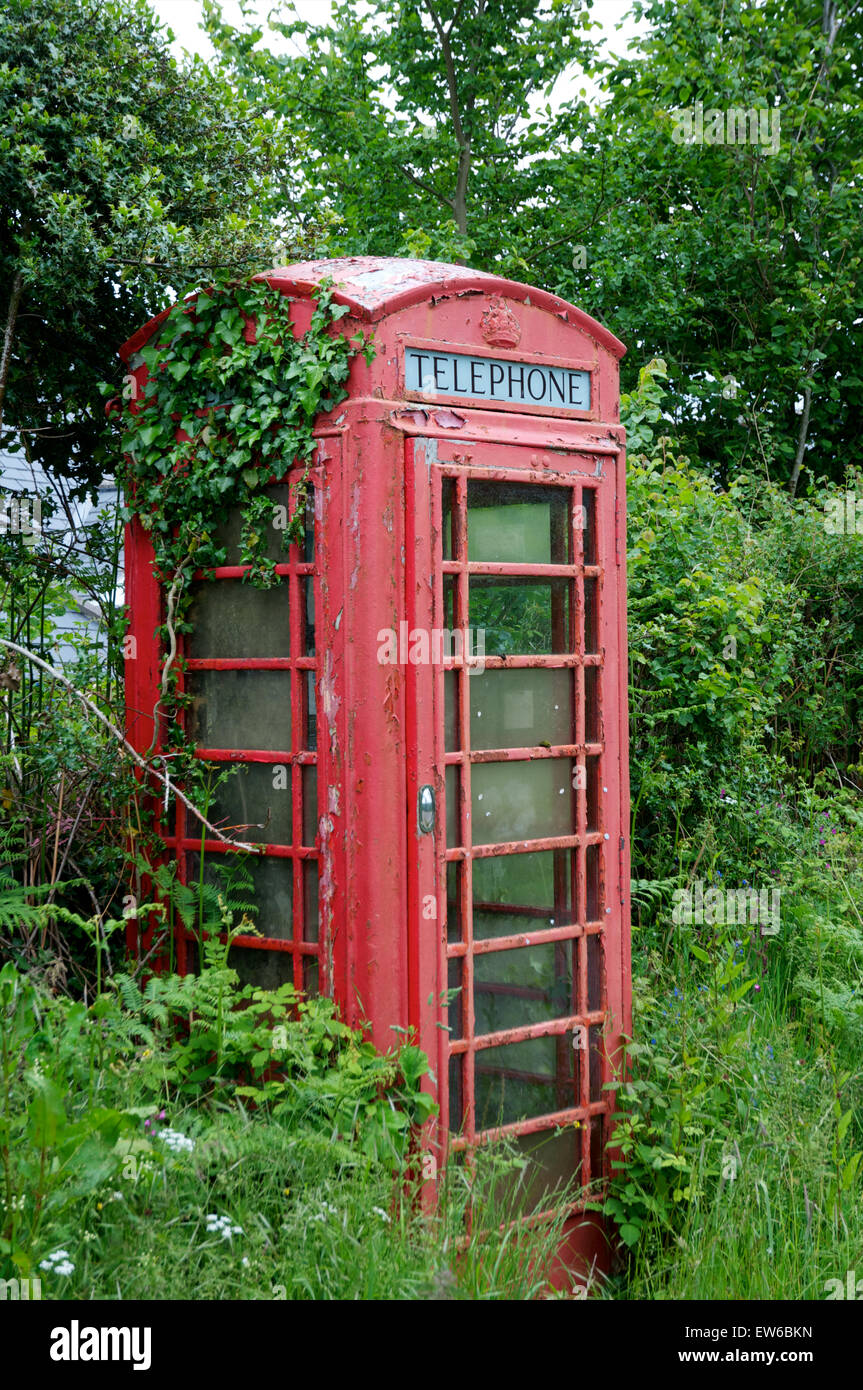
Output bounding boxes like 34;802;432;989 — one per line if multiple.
205;1213;243;1240
158;1128;195;1154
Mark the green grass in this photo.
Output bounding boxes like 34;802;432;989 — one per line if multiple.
34;1105;587;1301
607;850;863;1300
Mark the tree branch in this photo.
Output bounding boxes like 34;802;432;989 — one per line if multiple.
397;162;455;211
0;638;260;853
789;384;812;496
0;270;24;426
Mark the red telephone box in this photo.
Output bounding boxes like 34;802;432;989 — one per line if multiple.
121;257;630;1232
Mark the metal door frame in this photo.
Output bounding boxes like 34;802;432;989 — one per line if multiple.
405;433;631;1206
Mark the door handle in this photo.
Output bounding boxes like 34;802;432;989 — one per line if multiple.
418;785;435;834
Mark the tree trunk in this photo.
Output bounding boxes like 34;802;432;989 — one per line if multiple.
0;269;23;427
789;384;812;496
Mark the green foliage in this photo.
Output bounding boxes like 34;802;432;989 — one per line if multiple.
122;276;371;584
0;940;582;1298
623;359;863;874
205;0;863;489
623;362;795;864
203;0;598;251
3;0;863;1304
117;274;374;787
0;960;143;1276
0;0;289;494
561;0;863;488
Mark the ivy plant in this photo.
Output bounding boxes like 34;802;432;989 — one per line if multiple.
118;275;373;771
122;275;372;587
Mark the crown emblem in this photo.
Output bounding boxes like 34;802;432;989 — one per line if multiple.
480;297;521;349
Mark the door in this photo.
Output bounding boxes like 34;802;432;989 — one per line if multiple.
406;434;629;1211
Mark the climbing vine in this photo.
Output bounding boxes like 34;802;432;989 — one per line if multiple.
118;275;372;764
122;275;371;587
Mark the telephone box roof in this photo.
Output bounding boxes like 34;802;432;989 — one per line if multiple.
119;256;626;362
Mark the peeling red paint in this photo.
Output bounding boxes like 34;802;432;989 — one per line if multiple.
320;648;341;726
432;409;466;429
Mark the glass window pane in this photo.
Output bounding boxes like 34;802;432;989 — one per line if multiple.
584;577;599;654
446;764;460;846
585;665;601;743
227;945;294;990
187;851;293;939
446;860;463;943
586;842;602;921
505;1128;583;1211
587;932;603;1013
586;754;601;832
467;481;570;564
449;1054;465;1134
474;939;575;1034
475;1034;574;1128
304;860;319;943
302;765;317;845
303;496;315;564
443;574;457;629
186;578;290;659
589;1025;603;1102
187;670;291;750
442;477;456;561
470;667;572;750
469;578;570;656
303;955;319;997
305;671;317;751
472;759;574;845
444;670;459;751
447;955;464;1041
472;850;576;940
581;488;596;565
203;761;292;845
302;577;316;656
210;484;294;565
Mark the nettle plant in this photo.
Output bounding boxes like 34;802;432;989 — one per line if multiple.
118;274;373;782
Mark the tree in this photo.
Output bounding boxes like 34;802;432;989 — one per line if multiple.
0;0;290;496
202;0;600;266
545;0;863;491
206;0;863;490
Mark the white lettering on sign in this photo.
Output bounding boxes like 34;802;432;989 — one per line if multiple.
404;347;591;411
